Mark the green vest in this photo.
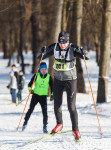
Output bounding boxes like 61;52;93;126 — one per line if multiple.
34;73;50;96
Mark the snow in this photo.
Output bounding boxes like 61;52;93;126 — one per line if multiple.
0;51;111;150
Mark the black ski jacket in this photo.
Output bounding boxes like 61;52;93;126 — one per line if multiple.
37;43;89;81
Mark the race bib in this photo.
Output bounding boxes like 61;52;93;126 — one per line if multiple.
53;60;74;71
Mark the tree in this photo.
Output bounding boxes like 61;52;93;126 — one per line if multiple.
19;0;25;73
70;0;86;93
81;0;103;65
31;0;43;73
48;0;63;78
97;0;111;103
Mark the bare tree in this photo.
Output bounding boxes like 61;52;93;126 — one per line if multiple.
61;0;68;31
97;0;111;103
48;0;63;77
31;0;43;73
19;0;25;73
69;0;86;93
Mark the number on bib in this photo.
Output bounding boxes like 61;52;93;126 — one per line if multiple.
56;64;64;69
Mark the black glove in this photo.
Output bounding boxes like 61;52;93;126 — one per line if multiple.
31;90;34;94
50;92;54;101
7;85;10;89
41;46;46;53
80;47;88;56
37;46;47;59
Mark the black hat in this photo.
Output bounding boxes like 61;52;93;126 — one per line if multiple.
58;32;69;43
11;64;16;67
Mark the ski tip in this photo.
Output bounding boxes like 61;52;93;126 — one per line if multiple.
28;142;33;144
76;139;80;142
75;137;80;142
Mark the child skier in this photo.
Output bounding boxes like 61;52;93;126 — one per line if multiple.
17;70;25;103
22;62;53;133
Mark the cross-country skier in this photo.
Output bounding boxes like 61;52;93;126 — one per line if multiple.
37;32;89;141
22;62;53;133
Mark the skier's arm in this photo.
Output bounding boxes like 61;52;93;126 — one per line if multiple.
72;44;89;60
49;75;54;101
28;74;36;91
49;75;53;94
37;43;55;59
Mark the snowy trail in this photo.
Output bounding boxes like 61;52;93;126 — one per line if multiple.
0;93;111;150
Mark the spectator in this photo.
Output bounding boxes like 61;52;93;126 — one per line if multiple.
17;70;25;103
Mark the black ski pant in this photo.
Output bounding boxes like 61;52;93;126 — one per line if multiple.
24;94;48;126
53;78;78;131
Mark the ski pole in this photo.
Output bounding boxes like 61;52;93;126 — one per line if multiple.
83;55;103;136
16;95;28;106
16;52;45;130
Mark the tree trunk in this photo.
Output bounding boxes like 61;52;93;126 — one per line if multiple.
7;25;14;67
14;29;19;58
2;39;9;59
61;0;67;31
94;34;100;66
97;0;111;103
31;0;43;73
48;0;63;78
70;0;86;93
19;0;25;73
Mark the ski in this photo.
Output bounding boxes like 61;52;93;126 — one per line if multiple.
16;96;28;106
75;138;80;142
27;130;72;144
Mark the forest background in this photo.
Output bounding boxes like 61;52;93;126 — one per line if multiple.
0;0;111;103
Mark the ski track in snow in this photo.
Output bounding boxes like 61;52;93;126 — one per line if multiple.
0;51;111;150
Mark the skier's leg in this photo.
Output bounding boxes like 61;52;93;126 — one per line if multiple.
39;96;48;133
53;78;64;124
65;79;81;140
52;78;64;133
23;94;38;126
65;79;78;131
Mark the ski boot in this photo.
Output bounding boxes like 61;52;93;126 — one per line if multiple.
22;125;27;131
73;131;81;142
51;124;63;133
22;121;27;131
43;125;48;133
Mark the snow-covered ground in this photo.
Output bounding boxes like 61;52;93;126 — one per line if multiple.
0;51;111;150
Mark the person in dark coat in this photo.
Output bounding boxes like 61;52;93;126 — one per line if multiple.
17;70;25;103
37;32;89;140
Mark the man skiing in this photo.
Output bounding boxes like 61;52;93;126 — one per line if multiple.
37;32;89;141
22;62;53;133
